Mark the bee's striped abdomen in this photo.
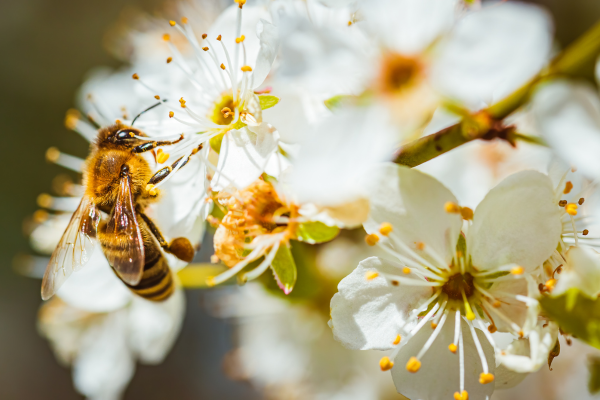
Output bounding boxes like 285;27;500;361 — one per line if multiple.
126;246;174;301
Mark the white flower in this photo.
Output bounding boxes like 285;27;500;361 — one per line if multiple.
330;164;561;399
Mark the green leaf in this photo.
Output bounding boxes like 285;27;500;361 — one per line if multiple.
539;289;600;350
589;356;600;394
296;221;340;244
324;94;352;111
259;95;279;110
270;244;297;295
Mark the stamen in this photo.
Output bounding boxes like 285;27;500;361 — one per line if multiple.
453;391;468;400
564;181;573;194
445;202;461;213
579;198;585;205
379;222;393;236
416;311;449;360
365;271;379;280
511;266;524;275
405;357;421;373
393;335;402;345
242;241;281;281
167;57;173;63
460;288;475;320
402;267;411;274
460;207;473;220
566;203;578;215
169;20;176;26
157;150;170;164
379;356;394;371
45;147;85;172
365;233;379;246
449;343;457;353
458;326;465;393
466;319;491;377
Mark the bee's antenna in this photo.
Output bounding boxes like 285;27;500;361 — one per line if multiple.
131;99;168;126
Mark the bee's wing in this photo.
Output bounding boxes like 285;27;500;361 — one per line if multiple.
105;174;145;285
41;196;100;300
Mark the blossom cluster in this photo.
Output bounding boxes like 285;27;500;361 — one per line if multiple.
23;0;600;399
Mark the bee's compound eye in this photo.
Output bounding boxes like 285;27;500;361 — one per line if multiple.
114;129;137;141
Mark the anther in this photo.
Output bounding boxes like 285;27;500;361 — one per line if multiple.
492;300;501;308
379;222;393;236
511;266;524;275
240;65;252;72
460;207;473;220
181;17;188;24
405;357;421;373
348;21;352;26
391;280;399;286
365;233;379;246
402;267;411;274
163;33;170;41
202;33;207;39
154;95;160;100
558;200;567;207
365;271;379;281
518;330;524;338
169;20;176;26
132;73;139;80
431;322;438;329
579;198;585;205
479;373;494;384
235;0;246;9
64;109;80;130
167;57;173;63
217;35;222;41
379;356;394;371
416;242;425;250
220;63;226;70
169;111;174;118
454;390;469;400
202;47;209;51
448;343;457;353
563;181;573;194
584;229;589;236
236;35;246;43
46;147;60;162
37;194;53;208
179;97;186;108
157;152;170;164
488;324;497;333
566;203;578;216
393;335;401;345
33;209;49;223
445;201;461;214
146;184;158;196
545;279;557;291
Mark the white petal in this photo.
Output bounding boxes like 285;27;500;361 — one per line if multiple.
252;19;279;89
468;170;562;272
364;163;463;265
330;257;432;350
57;247;132;313
497;321;558;374
532;80;600;178
554;246;600;297
392;317;495;400
128;288;185;364
487;279;530;333
434;2;552;109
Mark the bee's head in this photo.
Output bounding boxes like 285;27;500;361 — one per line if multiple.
97;124;146;149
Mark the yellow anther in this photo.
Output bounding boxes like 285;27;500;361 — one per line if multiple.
365;271;379;281
64;108;80;130
402;267;411;274
179;97;186;108
240;65;252;72
37;193;53;208
167;57;173;63
163;33;170;41
157;152;170;164
460;207;473;220
217;34;222;41
169;20;176;26
365;233;380;246
234;0;246;8
405;357;421;373
445;201;461;214
181;17;188;24
206;277;216;287
220;63;226;70
431;322;438;329
202;46;209;51
566;203;578;216
492;300;501;308
511;266;524;275
564;181;573;194
393;335;402;345
115;119;121;124
379;356;394;371
348;21;352;26
202;33;207;39
416;242;425;250
146;184;158;196
236;35;246;43
454;390;469;400
518;330;524;338
379;222;393;236
466;310;475;321
132;73;139;80
169;111;174;118
545;279;557;291
479;373;494;384
33;209;49;223
154;95;160;100
45;147;60;162
448;343;457;353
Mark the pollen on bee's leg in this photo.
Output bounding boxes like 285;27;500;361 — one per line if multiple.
479;373;494;384
406;357;421;373
448;343;457;353
365;233;379;246
379;356;394;371
379;222;393;236
393;335;401;345
146;184;158;196
365;271;379;281
454;390;468;400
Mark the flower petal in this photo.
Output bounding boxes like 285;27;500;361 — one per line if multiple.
554;246;600;297
330;257;432;350
496;321;558;374
392;317;495;400
468;170;561;272
252;19;279;89
364;163;463;265
532;80;600;178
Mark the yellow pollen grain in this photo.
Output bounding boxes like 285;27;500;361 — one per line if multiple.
157;152;170;164
511;266;524;275
167;57;173;63
220;63;226;70
402;267;411;274
240;65;252;72
365;271;379;281
449;343;457;353
379;222;393;236
393;335;401;345
132;73;139;80
181;17;188;24
460;207;474;220
169;20;176;26
445;201;461;214
169;111;174;118
236;35;246;43
454;390;469;400
163;33;170;41
479;373;494;384
405;357;421;373
146;184;158;196
564;181;573;194
566;203;578;216
379;356;394;371
365;233;379;246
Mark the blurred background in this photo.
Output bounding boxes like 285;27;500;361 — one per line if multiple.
1;0;599;399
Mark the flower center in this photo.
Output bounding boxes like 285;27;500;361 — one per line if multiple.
442;273;475;300
210;93;236;125
379;53;422;92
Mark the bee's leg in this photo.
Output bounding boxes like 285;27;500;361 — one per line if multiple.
147;144;203;186
132;134;185;154
137;209;196;262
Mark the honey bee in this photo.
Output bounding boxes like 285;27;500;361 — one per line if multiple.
41;122;201;302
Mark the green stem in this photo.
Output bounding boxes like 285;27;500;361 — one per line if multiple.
394;123;468;167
